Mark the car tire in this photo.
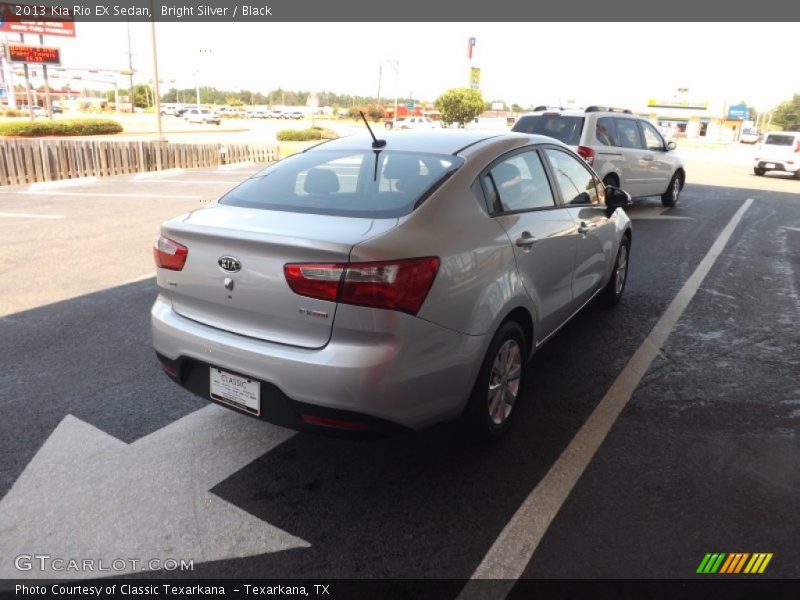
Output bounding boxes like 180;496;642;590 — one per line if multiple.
754;167;766;176
599;237;630;307
463;320;527;440
794;171;800;180
661;172;682;207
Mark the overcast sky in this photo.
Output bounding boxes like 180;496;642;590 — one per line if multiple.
26;22;799;110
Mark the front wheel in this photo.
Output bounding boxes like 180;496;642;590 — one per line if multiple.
754;167;766;176
599;238;630;306
661;173;682;207
463;321;527;440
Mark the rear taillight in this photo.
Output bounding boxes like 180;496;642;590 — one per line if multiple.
153;235;188;271
795;140;800;153
577;145;596;165
284;257;440;315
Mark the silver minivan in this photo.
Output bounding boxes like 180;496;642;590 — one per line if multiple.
151;131;632;438
513;106;686;207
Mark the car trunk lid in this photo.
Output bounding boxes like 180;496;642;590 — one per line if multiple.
158;204;398;348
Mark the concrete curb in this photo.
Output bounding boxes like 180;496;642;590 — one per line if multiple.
28;177;99;191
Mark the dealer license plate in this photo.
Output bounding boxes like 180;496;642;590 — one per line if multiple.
209;367;260;415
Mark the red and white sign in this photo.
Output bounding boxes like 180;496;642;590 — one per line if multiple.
0;3;76;38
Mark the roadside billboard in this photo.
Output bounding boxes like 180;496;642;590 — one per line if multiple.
0;2;76;37
6;43;61;65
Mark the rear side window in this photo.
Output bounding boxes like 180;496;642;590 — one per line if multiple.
615;118;644;149
484;151;555;213
512;115;585;145
219;150;462;218
595;117;618;146
764;134;796;146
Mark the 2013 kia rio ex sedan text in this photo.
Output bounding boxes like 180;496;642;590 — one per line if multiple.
151;130;633;438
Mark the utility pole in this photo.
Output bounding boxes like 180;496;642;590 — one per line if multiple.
376;63;382;105
150;19;163;141
39;34;53;120
127;22;134;113
20;34;34;120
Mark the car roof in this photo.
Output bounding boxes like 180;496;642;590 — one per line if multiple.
309;131;564;156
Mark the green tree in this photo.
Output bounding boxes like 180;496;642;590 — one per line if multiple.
133;84;151;108
435;88;484;126
770;94;800;131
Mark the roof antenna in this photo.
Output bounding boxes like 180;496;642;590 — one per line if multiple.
360;110;386;149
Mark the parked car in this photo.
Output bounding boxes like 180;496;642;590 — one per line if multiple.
30;105;47;118
739;127;760;144
160;104;182;116
184;108;221;125
250;109;270;119
51;102;63;114
513;106;686;207
152;130;633;439
386;116;439;130
753;132;800;178
177;105;198;117
288;110;304;120
267;109;284;119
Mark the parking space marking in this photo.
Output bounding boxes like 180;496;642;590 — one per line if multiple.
782;226;800;233
132;168;186;180
0;212;65;219
457;198;754;599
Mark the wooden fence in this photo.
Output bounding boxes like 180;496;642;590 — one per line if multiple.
0;139;278;186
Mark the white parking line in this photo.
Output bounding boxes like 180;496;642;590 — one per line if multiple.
457;198;755;599
132;168;185;180
0;212;65;219
18;191;202;199
216;161;256;171
782;226;800;233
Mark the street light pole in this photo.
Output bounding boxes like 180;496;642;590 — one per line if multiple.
127;22;134;114
150;18;164;141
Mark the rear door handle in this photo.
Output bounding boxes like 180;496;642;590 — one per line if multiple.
578;221;591;235
515;232;538;247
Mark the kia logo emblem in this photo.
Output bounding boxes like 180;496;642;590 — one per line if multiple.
218;256;241;273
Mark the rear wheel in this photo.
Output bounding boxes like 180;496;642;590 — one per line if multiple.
661;173;682;207
463;321;527;440
754;167;766;176
599;238;630;306
794;170;800;180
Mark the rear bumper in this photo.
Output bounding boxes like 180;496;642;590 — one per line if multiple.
151;295;487;432
755;159;799;173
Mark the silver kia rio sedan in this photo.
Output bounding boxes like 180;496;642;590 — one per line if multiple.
151;130;632;438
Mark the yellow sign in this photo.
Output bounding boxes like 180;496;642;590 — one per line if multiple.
469;67;480;90
647;98;708;110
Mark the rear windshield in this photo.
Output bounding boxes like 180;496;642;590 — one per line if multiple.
764;134;796;146
512;115;585;145
219;149;463;218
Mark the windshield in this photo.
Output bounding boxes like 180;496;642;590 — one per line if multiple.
512;115;585;145
219;149;463;218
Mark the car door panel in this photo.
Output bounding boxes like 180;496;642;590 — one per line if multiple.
543;146;616;309
638;120;673;195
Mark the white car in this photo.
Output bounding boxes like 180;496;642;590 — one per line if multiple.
387;116;440;130
740;127;760;144
754;132;800;178
184;108;221;125
513;106;686;207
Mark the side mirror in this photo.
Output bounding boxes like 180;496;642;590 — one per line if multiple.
605;185;632;210
666;141;677;151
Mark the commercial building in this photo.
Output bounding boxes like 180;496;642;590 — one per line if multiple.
634;97;753;142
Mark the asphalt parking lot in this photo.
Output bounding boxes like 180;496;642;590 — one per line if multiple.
0;151;798;590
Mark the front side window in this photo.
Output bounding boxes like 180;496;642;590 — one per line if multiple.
485;151;555;213
615;118;644;149
544;148;599;206
640;121;666;151
220;150;462;218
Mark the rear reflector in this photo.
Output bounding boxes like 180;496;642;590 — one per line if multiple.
153;235;188;271
577;145;596;165
159;360;178;377
285;257;440;315
300;413;369;430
